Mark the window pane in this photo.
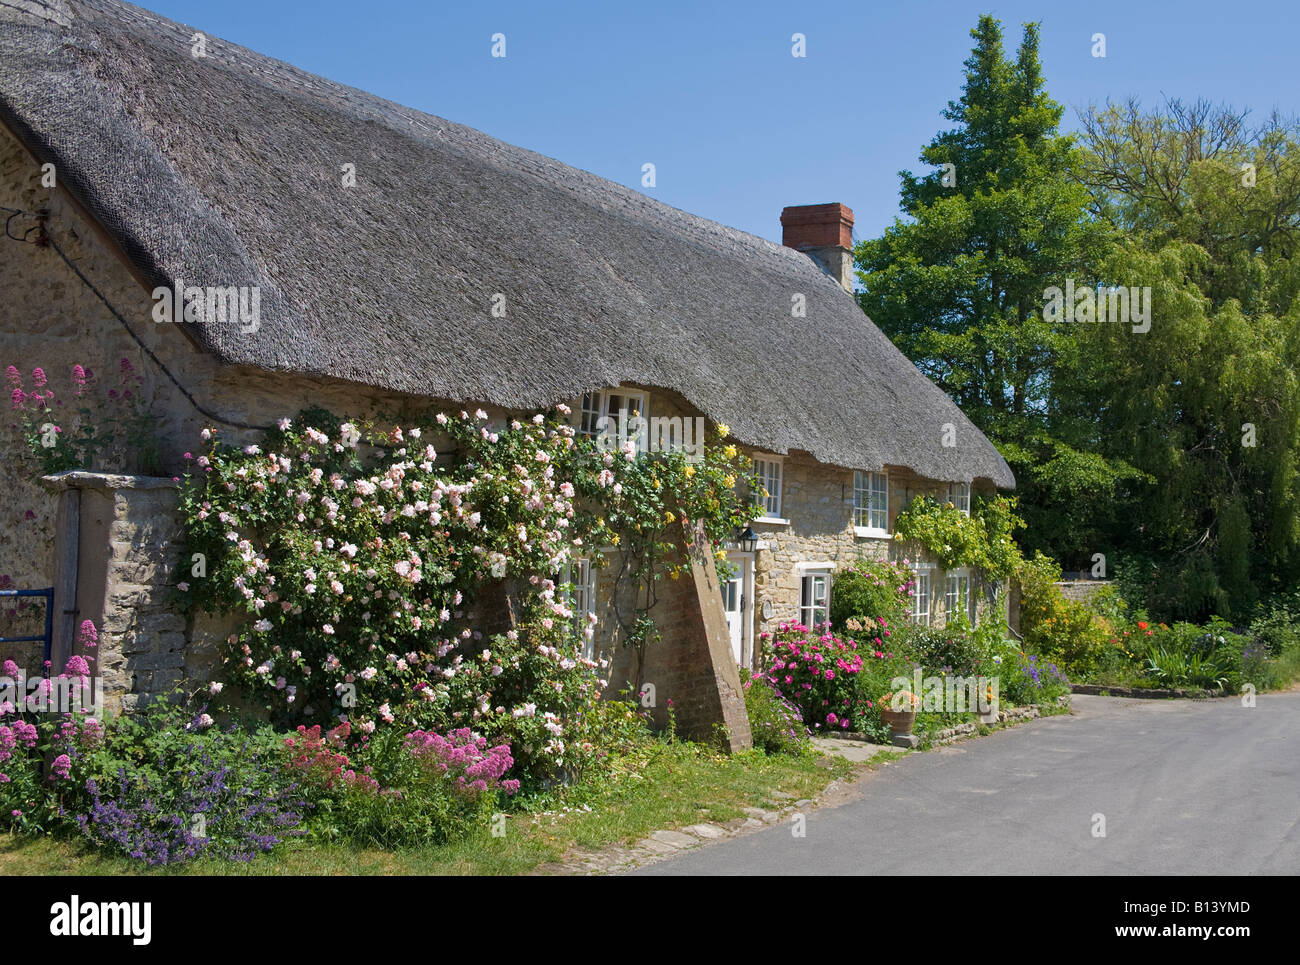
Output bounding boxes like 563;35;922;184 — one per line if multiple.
579;393;602;437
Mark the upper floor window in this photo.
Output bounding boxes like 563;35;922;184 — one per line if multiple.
853;471;889;532
947;482;971;515
752;456;783;519
575;389;648;447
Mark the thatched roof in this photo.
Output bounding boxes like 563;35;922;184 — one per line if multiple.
0;0;1013;488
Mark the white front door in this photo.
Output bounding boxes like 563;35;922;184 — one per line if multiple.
722;553;753;669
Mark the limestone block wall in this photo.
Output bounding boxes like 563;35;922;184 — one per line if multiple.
41;472;184;715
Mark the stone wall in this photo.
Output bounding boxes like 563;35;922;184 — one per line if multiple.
1056;580;1115;603
40;472;184;715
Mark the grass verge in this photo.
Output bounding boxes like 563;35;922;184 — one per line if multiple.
0;741;856;876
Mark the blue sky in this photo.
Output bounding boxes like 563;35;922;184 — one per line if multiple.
147;0;1296;243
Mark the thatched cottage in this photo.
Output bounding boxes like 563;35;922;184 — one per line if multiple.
0;0;1013;743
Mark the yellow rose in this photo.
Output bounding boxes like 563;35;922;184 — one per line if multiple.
723;474;736;488
684;464;696;477
717;424;730;438
723;445;737;460
664;511;676;524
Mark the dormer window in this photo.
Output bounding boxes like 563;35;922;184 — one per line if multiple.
574;388;649;445
947;482;971;515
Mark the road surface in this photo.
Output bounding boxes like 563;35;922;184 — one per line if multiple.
638;692;1300;875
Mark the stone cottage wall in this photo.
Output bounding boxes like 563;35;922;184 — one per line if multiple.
39;472;185;715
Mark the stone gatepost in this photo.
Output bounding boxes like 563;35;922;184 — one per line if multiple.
40;472;184;715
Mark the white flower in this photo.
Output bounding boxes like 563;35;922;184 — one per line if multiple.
254;618;272;633
322;623;335;635
277;417;292;431
209;681;223;695
243;444;261;455
359;666;378;681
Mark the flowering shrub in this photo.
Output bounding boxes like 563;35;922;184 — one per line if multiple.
741;671;810;755
284;722;378;793
0;620;104;832
894;494;1025;580
78;726;307;865
179;405;750;780
1017;551;1112;674
759;622;866;731
298;722;520;847
828;558;914;629
999;647;1070;706
5;359;160;475
405;728;520;795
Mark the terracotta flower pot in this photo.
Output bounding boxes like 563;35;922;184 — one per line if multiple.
879;708;916;736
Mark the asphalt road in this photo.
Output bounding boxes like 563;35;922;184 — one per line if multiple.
638;692;1300;875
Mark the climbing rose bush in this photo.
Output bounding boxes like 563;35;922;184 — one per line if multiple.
179;405;750;778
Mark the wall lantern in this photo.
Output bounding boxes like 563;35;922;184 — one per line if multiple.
738;525;759;554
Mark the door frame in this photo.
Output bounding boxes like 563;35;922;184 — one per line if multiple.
724;551;755;670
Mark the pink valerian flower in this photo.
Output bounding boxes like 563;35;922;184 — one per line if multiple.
63;655;91;676
31;367;46;388
4;366;19;389
10;388;25;410
76;620;98;651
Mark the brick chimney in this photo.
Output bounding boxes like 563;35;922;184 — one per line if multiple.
780;202;854;292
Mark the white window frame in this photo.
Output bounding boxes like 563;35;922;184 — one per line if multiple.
752;455;784;521
910;563;933;626
853;470;889;535
562;557;598;659
574;388;649;443
947;482;971;515
799;569;832;629
945;568;972;625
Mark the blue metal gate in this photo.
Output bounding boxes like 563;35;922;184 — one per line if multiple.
0;587;55;665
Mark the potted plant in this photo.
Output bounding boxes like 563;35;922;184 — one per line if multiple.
878;689;920;736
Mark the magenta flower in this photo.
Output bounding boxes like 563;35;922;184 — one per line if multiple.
10;388;25;410
31;367;46;387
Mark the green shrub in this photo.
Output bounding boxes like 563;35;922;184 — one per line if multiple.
741;672;811;755
828;557;913;630
892;622;989;676
1016;551;1112;675
1250;595;1300;657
